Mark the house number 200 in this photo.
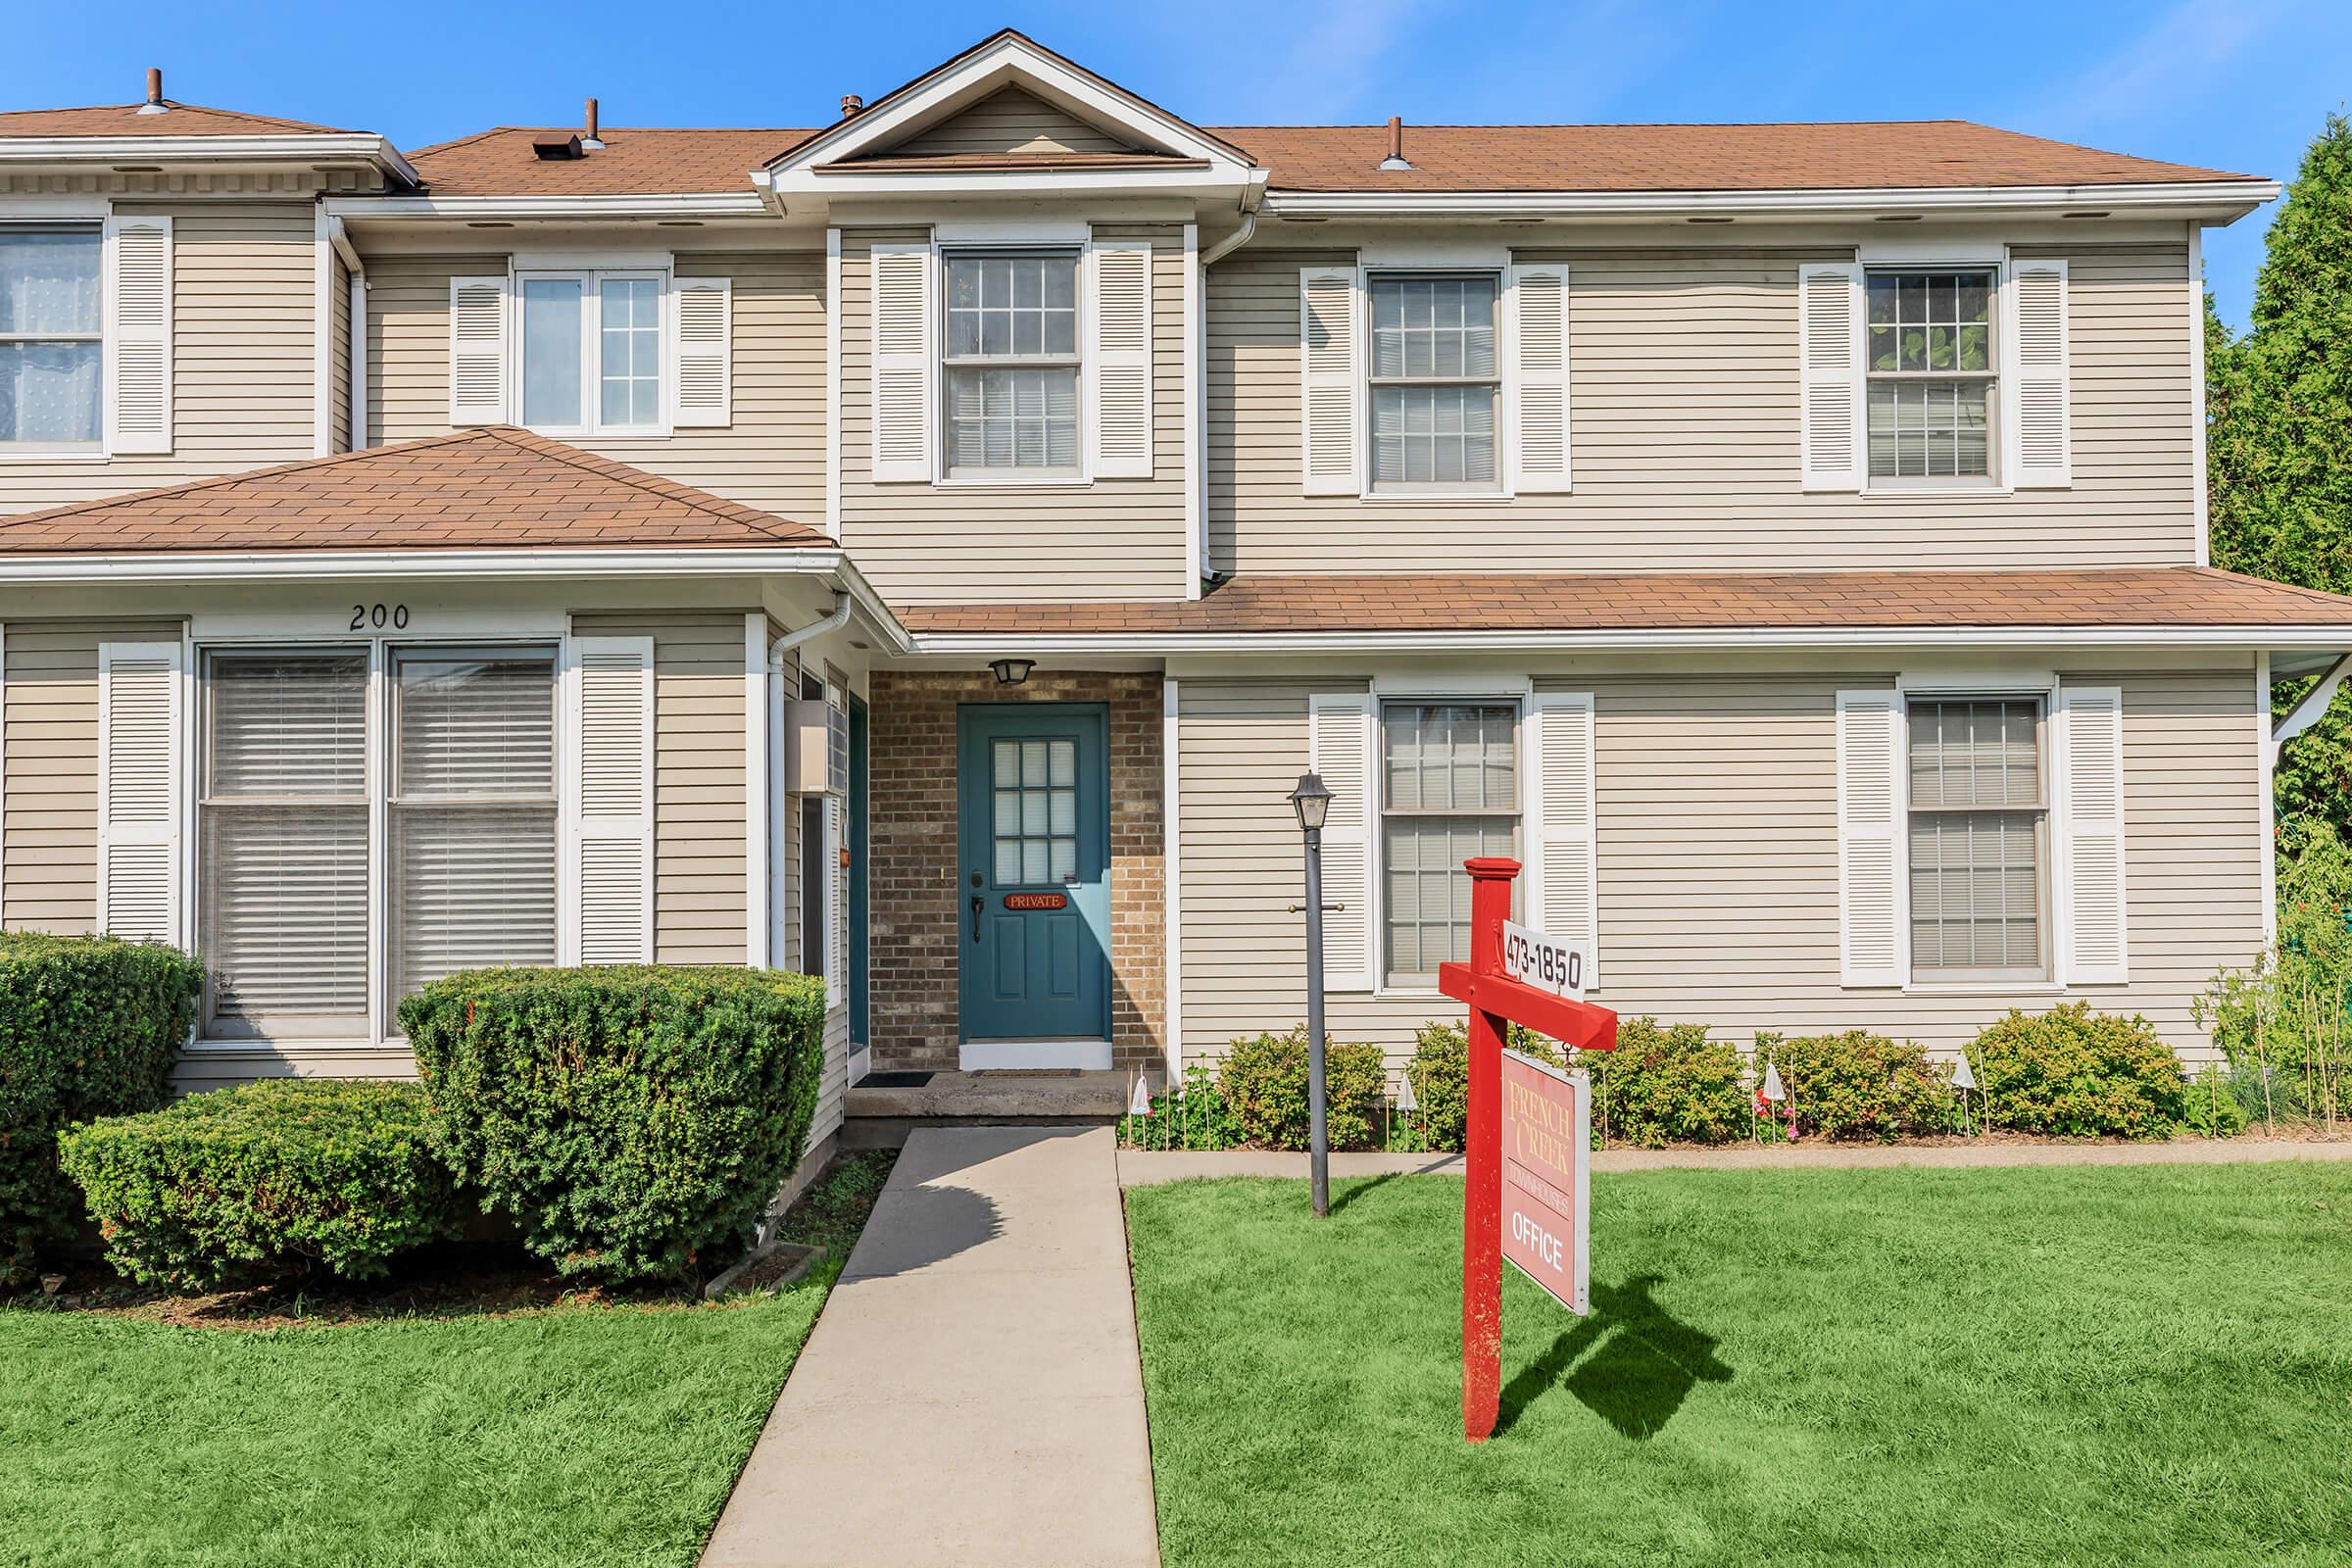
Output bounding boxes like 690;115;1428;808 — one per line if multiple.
349;603;410;631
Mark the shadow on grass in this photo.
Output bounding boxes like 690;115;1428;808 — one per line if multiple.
1327;1158;1462;1217
1495;1273;1732;1440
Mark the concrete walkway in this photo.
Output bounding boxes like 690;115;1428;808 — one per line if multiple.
1117;1136;2352;1186
704;1126;1157;1568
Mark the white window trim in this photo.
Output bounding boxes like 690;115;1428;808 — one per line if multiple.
1360;266;1510;501
1895;686;2056;993
1370;691;1528;998
511;266;672;439
0;213;109;462
934;243;1091;488
1858;259;2014;499
183;630;562;1054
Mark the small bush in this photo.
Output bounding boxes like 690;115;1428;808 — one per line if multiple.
58;1079;457;1291
2181;1063;2252;1139
1217;1028;1387;1151
1405;1021;1562;1152
399;965;826;1284
0;934;203;1287
1581;1017;1749;1148
1759;1029;1954;1143
1973;1003;2188;1139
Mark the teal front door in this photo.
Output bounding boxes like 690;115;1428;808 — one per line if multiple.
957;703;1110;1043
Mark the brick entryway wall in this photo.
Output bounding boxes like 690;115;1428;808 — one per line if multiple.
868;670;1164;1075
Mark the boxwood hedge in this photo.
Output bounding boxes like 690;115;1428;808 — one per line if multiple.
399;965;827;1283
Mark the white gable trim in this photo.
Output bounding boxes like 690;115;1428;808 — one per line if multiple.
765;32;1259;185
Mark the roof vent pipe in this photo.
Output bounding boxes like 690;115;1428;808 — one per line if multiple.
840;94;864;119
138;67;168;115
1378;115;1412;172
580;97;604;151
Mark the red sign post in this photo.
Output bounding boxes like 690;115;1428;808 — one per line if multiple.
1438;857;1618;1444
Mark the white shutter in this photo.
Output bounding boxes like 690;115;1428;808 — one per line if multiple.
1298;267;1363;496
668;276;732;427
1524;693;1597;987
1087;239;1152;478
2006;258;2071;488
97;641;184;946
2055;684;2127;984
448;275;509;425
868;242;935;482
1837;689;1906;987
563;636;653;965
1506;265;1571;494
1308;692;1376;991
103;217;172;455
1798;262;1864;492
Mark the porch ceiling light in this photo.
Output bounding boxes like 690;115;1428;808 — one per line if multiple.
1289;772;1332;833
989;657;1035;688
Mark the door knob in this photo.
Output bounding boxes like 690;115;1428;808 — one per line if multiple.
969;895;983;942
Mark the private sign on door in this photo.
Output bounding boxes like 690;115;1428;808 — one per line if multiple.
1500;1049;1591;1315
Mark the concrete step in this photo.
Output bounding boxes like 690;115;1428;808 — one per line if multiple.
842;1069;1145;1150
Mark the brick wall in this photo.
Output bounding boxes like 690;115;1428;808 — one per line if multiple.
868;670;1164;1074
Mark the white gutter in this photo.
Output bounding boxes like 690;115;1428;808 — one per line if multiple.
0;545;852;584
328;192;770;220
912;625;2352;657
1261;177;2278;221
0;132;418;186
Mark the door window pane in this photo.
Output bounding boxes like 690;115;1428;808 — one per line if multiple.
520;277;583;426
599;276;661;427
990;732;1081;887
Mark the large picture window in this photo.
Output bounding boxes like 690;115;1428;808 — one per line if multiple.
1369;273;1499;493
1380;702;1520;986
0;224;103;447
1906;696;2046;978
199;645;557;1041
942;251;1079;475
1866;270;1996;484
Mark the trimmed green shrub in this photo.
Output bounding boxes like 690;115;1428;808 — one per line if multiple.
0;934;202;1286
1580;1017;1748;1149
58;1079;457;1291
1405;1020;1562;1152
1758;1028;1954;1143
399;965;826;1284
1217;1028;1387;1151
1973;1003;2188;1139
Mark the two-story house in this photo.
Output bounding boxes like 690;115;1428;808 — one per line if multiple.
3;31;2343;1159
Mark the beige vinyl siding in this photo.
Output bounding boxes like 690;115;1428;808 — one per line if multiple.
891;87;1134;156
367;251;825;521
1174;662;2260;1067
0;204;318;514
1;618;183;932
570;611;748;964
838;225;1189;603
329;248;352;452
1208;243;2199;572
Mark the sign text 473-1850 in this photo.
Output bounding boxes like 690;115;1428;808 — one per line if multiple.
1502;918;1588;1001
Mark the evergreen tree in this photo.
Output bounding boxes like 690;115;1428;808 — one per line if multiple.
2209;113;2352;839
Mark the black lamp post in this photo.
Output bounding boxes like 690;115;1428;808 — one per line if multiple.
1290;772;1334;1217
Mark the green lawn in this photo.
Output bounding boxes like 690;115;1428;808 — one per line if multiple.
0;1152;891;1568
1126;1164;2352;1567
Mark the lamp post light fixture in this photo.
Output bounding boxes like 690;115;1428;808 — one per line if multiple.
1289;771;1336;1217
988;657;1035;688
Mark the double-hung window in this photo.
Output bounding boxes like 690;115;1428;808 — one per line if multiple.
0;224;103;448
199;645;558;1042
942;250;1079;477
516;270;665;435
1369;273;1499;493
1866;270;1996;484
1906;697;2046;979
1380;702;1520;987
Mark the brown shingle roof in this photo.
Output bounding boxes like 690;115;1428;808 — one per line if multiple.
0;101;364;137
1213;121;2257;193
898;569;2352;637
408;126;808;195
0;427;832;556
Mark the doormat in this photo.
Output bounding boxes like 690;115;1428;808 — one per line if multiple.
858;1071;935;1089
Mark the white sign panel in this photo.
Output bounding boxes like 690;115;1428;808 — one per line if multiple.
1501;918;1589;1001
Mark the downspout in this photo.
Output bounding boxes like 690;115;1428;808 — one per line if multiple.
1194;182;1264;591
770;590;854;664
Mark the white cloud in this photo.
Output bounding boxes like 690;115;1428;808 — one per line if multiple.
2025;0;2292;139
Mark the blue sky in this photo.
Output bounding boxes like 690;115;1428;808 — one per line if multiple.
9;0;2349;331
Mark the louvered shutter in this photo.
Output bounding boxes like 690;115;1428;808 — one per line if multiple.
2055;685;2127;984
1837;689;1905;986
102;217;172;455
669;276;732;427
869;242;934;482
564;636;653;965
1506;265;1572;494
1525;693;1598;988
1087;239;1152;478
448;275;509;425
1308;693;1376;991
97;641;184;946
1798;262;1864;492
1299;267;1363;496
2006;259;2071;488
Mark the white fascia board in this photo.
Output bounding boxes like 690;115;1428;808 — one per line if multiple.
326;192;766;220
769;168;1254;201
0;133;416;184
912;626;2352;657
0;546;848;585
1261;179;2279;222
768;33;1257;176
